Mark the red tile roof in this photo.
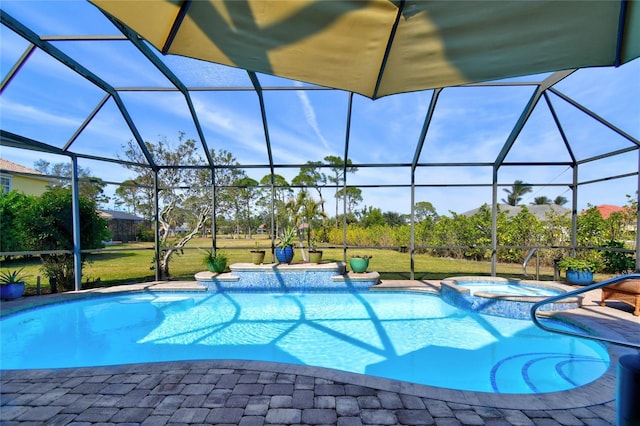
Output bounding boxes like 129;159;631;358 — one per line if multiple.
0;158;42;175
595;204;625;219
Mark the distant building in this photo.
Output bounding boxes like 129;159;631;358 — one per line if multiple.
0;158;52;196
99;209;148;243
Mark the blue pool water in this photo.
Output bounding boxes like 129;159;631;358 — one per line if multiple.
0;291;608;394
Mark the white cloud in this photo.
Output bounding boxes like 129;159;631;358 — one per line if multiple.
294;82;331;150
1;99;80;128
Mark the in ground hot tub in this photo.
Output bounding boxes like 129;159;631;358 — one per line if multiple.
440;276;582;319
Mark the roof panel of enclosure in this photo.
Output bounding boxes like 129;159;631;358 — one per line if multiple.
89;0;640;99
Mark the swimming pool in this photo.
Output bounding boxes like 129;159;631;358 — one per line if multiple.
0;291;608;394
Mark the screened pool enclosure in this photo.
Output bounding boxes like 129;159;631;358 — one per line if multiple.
1;1;639;290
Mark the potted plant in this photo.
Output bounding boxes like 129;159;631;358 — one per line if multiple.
349;254;372;273
203;250;228;273
558;257;596;285
275;227;296;264
308;238;323;263
250;241;266;264
0;268;28;300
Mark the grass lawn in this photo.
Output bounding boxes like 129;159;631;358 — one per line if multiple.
1;235;566;296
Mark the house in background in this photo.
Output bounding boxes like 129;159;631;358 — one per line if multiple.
98;209;149;243
0;158;52;196
593;204;626;219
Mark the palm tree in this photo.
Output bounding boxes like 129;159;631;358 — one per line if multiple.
287;190;327;261
531;196;551;205
554;195;568;206
502;180;533;206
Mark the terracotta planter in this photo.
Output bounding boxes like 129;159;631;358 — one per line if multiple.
308;250;323;263
250;250;266;265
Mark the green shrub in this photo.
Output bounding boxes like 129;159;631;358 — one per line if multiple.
137;228;155;242
600;240;635;274
558;257;597;272
22;187;110;291
0;191;35;255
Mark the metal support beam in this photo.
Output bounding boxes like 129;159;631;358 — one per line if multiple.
270;183;275;263
70;156;82;291
372;0;404;99
153;171;161;280
410;170;415;280
494;90;541;168
408;89;441;279
111;93;157;170
248;71;276;261
614;0;630;67
543;92;576;163
548;87;640;147
411;89;441;170
1;130;149;169
104;13;215;167
1;130;66;155
637;150;640;272
571;166;579;256
342;93;354;262
577;171;638;186
64;94;111;151
211;170;217;253
0;10;157;170
0;43;35;94
578;146;639;165
491;166;498;276
248;72;275;177
162;0;192;54
495;70;575;168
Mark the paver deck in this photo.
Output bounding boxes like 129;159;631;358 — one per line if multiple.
1;279;638;425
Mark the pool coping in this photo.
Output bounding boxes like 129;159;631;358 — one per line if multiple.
1;279;638;411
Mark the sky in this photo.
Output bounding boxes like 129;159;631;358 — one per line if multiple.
1;1;639;217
